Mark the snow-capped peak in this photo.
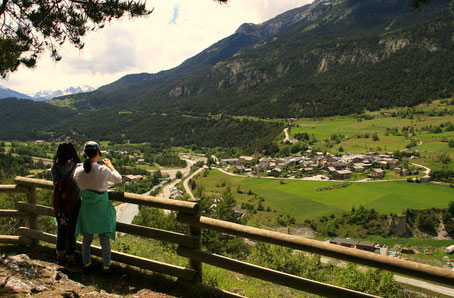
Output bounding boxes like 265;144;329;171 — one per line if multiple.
30;85;95;100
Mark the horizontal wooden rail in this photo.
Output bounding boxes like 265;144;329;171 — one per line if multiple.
109;192;199;215
15;176;53;190
15;202;197;247
177;214;454;286
16;202;53;217
0;235;33;245
177;246;377;298
0;209;32;218
18;227;197;281
13;176;199;215
116;222;198;248
0;184;30;193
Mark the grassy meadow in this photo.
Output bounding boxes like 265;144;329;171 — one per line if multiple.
288;100;454;171
195;169;454;224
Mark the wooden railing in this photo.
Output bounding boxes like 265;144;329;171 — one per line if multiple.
0;176;453;297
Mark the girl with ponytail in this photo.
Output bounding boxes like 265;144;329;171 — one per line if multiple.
73;141;122;273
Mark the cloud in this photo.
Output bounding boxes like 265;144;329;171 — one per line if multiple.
63;28;138;75
169;4;180;25
1;0;313;94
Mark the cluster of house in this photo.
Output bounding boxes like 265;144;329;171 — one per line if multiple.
329;237;379;254
221;151;422;181
169;186;184;199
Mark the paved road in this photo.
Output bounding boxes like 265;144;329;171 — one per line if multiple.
149;158;194;179
157;179;180;215
394;275;454;296
320;255;454;296
183;166;206;198
116;203;139;224
116;158;197;221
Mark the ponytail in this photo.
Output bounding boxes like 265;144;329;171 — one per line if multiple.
83;158;92;173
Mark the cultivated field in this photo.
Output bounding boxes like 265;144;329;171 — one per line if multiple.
195;169;454;223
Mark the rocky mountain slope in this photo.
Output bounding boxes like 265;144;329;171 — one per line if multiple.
1;0;453;144
52;0;454;118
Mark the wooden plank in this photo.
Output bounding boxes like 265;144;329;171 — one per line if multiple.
187;197;202;282
25;186;38;246
16;202;54;217
116;222;198;248
176;246;376;298
0;209;32;218
14;202;198;247
177;214;454;286
0;184;30;193
17;227;197;281
15;176;53;190
0;235;33;245
14;176;199;214
109;191;199;214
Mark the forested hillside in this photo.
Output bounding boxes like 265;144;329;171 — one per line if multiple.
51;0;454;118
1;0;453;145
0;98;75;140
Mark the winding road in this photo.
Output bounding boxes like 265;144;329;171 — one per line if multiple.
115;158;195;222
183;166;206;198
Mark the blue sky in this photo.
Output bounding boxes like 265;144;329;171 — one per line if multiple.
1;0;312;94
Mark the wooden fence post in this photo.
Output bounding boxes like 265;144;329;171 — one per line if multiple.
187;197;202;282
25;186;38;246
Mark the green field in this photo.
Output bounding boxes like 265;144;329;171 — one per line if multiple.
195;170;454;223
288;101;454;169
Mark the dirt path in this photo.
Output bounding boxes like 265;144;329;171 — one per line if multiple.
412;162;431;176
283;128;297;144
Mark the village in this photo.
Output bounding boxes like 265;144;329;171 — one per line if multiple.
220;150;429;182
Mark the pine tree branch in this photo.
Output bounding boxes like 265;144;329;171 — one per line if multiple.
0;0;8;16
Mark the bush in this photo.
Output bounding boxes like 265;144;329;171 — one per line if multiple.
415;211;438;234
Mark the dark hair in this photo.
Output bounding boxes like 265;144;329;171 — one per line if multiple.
53;142;81;166
83;144;100;173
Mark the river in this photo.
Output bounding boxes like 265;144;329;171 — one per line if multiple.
115;158;195;224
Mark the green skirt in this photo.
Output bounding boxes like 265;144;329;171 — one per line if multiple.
75;190;116;240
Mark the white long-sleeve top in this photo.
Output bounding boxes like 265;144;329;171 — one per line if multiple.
73;162;122;192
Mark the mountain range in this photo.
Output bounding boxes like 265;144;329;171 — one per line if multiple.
0;85;94;101
0;86;32;100
1;0;453;149
30;85;95;100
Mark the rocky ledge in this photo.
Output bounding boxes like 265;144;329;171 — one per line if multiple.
0;254;172;297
